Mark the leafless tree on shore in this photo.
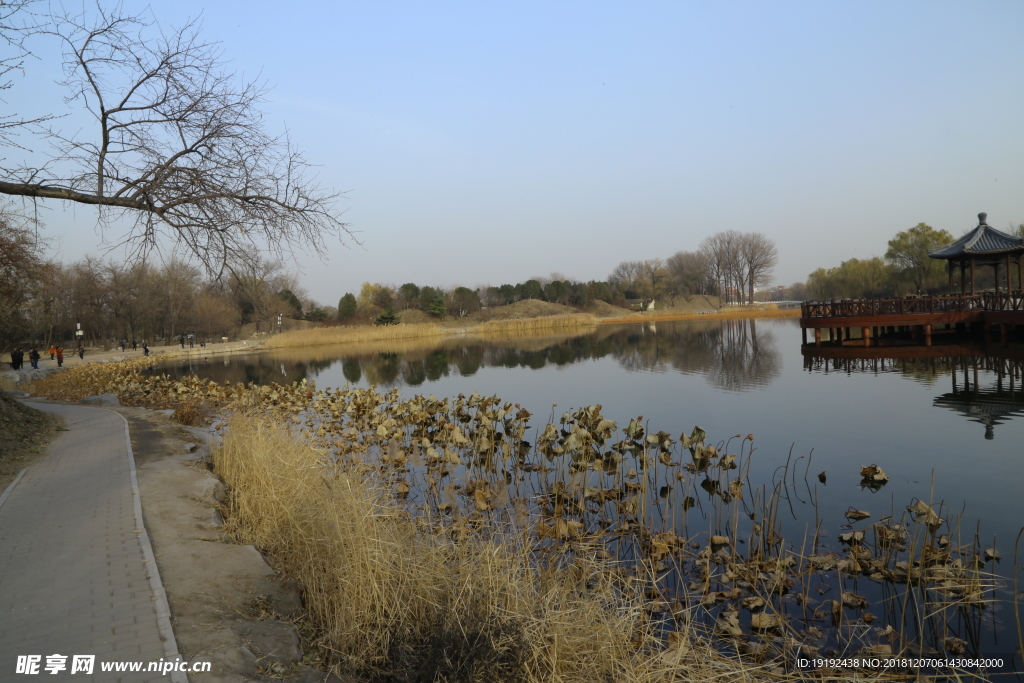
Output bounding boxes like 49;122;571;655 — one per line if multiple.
0;3;352;272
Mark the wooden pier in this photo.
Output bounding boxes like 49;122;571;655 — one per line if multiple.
800;293;1024;347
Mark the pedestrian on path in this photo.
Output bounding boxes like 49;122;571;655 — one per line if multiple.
29;347;40;370
78;345;85;360
56;347;64;368
143;342;150;357
131;338;138;351
48;344;56;360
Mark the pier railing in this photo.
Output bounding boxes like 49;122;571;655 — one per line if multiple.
801;292;1024;319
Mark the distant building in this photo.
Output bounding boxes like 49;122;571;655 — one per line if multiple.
625;299;655;311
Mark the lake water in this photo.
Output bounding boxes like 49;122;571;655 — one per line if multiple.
158;317;1024;662
161;318;1024;539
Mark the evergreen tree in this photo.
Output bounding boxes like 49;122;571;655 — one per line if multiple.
374;307;399;326
337;293;357;320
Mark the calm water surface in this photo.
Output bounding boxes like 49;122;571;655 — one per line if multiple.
162;318;1024;550
159;317;1024;660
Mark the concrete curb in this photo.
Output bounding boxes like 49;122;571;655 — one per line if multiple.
0;467;28;512
109;409;191;683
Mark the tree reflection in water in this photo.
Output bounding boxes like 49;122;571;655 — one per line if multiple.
150;318;784;393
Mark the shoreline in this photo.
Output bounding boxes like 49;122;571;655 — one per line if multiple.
3;307;798;385
259;305;799;353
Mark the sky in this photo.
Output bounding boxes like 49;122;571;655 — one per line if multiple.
7;1;1024;305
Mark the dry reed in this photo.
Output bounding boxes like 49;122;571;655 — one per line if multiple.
270;322;447;349
214;414;758;683
476;313;598;337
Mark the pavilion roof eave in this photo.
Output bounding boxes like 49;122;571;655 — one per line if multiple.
928;215;1024;260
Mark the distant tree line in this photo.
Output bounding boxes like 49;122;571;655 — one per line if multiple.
607;231;779;306
2;205;334;350
336;231;781;323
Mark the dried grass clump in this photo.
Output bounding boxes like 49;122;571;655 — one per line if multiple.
213;415;740;683
170;401;204;426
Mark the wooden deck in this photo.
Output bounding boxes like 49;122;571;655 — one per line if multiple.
799;293;1024;347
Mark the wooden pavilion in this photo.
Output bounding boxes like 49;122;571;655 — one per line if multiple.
928;212;1024;294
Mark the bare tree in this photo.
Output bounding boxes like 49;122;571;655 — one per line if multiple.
666;250;709;299
739;232;778;304
608;260;643;287
637;258;664;301
0;4;351;271
699;232;742;303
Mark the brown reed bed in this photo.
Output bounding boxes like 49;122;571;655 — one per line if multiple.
213;413;767;683
270;322;448;349
475;313;598;337
268;314;598;351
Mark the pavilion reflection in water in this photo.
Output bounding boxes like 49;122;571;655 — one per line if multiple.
803;343;1024;439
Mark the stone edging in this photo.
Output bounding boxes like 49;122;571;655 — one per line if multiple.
107;408;190;683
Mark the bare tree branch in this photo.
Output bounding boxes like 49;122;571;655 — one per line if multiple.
1;2;353;271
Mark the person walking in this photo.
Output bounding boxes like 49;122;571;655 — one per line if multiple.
131;339;137;351
55;347;64;368
179;335;185;348
78;345;85;360
48;344;56;360
143;342;150;357
29;347;40;370
8;349;16;370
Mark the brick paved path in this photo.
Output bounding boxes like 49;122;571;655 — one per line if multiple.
0;402;185;682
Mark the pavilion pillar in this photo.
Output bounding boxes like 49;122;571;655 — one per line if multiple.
1017;255;1022;292
995;262;1001;295
970;258;976;294
948;261;953;294
1006;253;1012;293
960;261;966;294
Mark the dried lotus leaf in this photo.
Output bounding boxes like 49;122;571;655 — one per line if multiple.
750;612;782;631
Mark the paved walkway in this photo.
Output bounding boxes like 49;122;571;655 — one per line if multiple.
0;402;185;682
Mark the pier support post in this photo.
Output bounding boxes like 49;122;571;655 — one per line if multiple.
1001;323;1008;344
801;327;807;345
924;324;932;346
814;328;821;346
861;326;870;348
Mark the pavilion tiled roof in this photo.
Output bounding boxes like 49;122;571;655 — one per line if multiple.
929;213;1024;259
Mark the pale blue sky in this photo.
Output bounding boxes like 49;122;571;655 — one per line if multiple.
10;1;1024;304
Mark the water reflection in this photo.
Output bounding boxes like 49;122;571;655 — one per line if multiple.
803;344;1024;439
152;318;783;392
